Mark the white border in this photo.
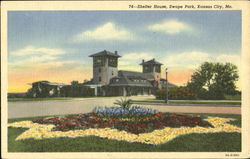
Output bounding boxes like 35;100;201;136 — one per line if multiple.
1;1;250;158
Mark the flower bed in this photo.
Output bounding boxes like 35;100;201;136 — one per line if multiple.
8;116;241;145
31;111;213;134
7;102;241;145
92;106;158;118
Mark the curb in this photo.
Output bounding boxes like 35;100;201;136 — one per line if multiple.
132;102;241;107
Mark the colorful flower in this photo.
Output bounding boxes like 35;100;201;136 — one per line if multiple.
8;116;240;145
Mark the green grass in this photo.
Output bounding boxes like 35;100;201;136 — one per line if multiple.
132;100;241;105
8;113;241;152
225;94;241;100
8;97;75;102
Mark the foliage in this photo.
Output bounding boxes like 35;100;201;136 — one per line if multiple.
71;80;79;86
26;80;95;98
187;62;239;99
8;93;27;98
60;81;95;97
92;106;158;118
114;98;133;109
155;86;196;100
26;82;59;98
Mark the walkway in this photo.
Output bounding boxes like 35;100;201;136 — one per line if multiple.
8;96;241;119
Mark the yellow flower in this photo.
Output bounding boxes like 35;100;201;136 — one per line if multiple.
8;116;241;145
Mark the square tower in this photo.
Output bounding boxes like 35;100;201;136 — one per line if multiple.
140;58;163;81
89;50;121;85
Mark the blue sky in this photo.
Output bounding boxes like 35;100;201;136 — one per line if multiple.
8;10;241;92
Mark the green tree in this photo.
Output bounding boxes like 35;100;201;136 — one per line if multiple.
71;80;79;86
187;62;239;99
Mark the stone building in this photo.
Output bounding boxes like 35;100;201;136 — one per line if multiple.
84;50;176;96
89;50;121;85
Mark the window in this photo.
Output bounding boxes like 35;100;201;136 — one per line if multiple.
99;68;101;73
143;65;153;73
108;57;118;67
99;76;102;82
155;65;161;73
94;57;104;67
112;71;114;75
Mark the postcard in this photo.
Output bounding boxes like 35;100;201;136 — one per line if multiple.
1;1;250;158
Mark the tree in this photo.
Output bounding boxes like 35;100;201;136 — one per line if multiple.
71;80;79;86
187;62;239;99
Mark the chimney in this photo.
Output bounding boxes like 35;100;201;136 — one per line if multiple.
153;58;155;61
114;51;118;55
142;59;144;63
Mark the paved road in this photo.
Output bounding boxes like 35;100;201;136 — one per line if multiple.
8;96;241;119
7;96;154;119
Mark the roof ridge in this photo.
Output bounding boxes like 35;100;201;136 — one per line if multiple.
140;58;163;65
89;50;121;57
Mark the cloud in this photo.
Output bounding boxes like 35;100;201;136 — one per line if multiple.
148;19;192;34
8;55;89;93
119;65;141;72
9;59;80;71
119;61;131;66
164;51;210;69
8;45;82;73
119;52;154;66
18;55;58;64
11;45;65;56
122;52;153;60
9;45;69;68
75;22;134;41
215;54;241;67
163;51;241;70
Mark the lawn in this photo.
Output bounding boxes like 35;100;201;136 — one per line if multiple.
8;97;75;102
8;113;241;152
132;100;241;105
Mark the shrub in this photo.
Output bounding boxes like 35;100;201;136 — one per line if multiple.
114;98;133;109
60;84;95;97
92;106;158;118
155;86;196;100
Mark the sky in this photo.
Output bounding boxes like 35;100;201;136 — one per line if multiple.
8;11;241;93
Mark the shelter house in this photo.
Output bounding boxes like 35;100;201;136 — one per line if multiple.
83;50;176;96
